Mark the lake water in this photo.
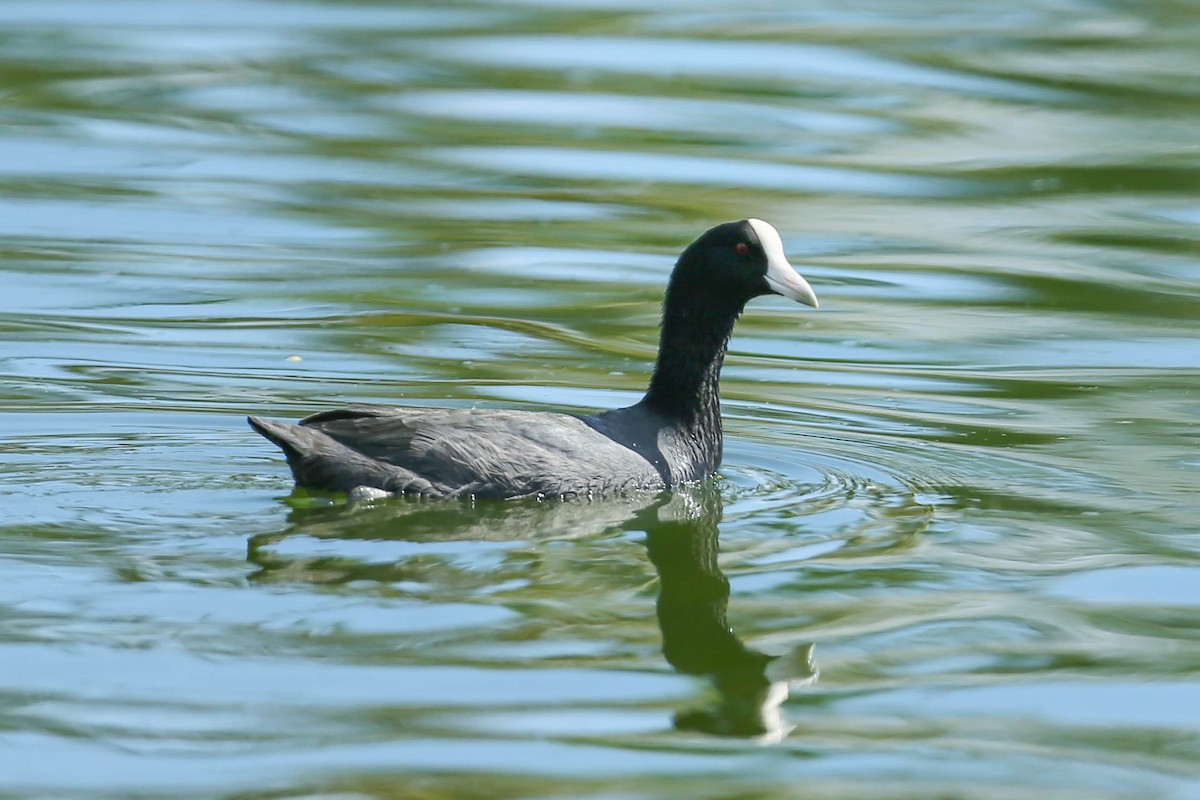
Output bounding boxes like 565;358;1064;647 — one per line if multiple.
2;1;1199;797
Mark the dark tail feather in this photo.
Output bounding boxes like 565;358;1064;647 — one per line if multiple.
248;415;302;457
247;415;397;492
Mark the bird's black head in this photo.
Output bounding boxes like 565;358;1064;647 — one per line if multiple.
670;219;818;309
645;219;818;424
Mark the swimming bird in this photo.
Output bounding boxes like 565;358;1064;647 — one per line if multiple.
248;219;818;501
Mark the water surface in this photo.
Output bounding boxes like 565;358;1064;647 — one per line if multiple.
2;1;1199;798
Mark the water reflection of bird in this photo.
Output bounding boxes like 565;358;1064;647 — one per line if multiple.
247;485;817;739
641;488;818;739
245;492;658;583
248;219;817;500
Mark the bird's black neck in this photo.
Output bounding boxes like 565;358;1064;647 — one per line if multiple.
641;284;744;441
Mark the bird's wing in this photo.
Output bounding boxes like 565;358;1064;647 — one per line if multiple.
300;406;660;497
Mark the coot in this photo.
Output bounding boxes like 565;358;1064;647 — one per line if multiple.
249;219;817;500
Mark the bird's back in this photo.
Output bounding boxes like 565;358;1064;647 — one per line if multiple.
249;405;666;499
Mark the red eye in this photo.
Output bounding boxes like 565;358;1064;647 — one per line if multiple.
735;242;750;256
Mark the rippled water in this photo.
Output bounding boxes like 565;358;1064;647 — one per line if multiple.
3;1;1199;797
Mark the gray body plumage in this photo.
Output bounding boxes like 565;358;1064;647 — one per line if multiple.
248;404;701;499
